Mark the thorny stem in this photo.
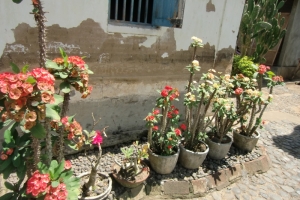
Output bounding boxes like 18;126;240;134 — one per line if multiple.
44;118;52;166
31;137;40;171
58;92;70;163
147;127;152;147
246;104;257;135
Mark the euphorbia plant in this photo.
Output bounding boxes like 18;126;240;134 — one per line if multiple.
45;48;93;162
145;86;181;155
233;64;284;137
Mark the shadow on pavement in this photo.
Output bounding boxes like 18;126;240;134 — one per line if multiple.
272;125;300;159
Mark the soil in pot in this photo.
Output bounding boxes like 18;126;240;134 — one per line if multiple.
79;173;110;198
111;162;150;188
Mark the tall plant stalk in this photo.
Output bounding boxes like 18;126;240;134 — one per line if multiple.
58;93;70;162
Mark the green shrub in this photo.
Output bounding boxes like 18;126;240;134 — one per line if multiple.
231;55;257;78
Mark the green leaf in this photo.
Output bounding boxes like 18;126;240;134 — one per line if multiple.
258;21;272;29
4;129;12;144
12;152;21;168
59;72;69;79
21;65;29;73
0;193;14;200
53;160;65;179
26;76;36;84
87;69;94;74
16;164;26;180
0;156;12;171
51;181;60;188
10;62;20;73
4;182;15;191
30;122;46;139
59;82;71;93
266;71;275;78
59;48;67;58
53;94;64;105
46;105;61;120
45;60;63;70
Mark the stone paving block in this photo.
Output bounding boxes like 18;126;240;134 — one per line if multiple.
163;181;190;195
191;178;208;195
225;164;242;182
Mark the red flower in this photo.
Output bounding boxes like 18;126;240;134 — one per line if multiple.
180;124;187;131
164;85;173;91
61;116;69;125
26;171;50;197
152;109;160;115
145;115;155;122
258;64;269;74
152;126;159;131
45;183;68;200
167;112;173;118
64;160;72;170
6;148;13;156
169;94;176;101
235;88;243;95
67;133;74;140
161;89;169;97
92;130;103;145
173;108;179;115
272;76;284;82
0;153;8;160
167;145;172;149
175;128;181;136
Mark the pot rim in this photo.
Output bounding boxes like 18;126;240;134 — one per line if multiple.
233;128;261;139
179;141;209;154
148;147;180;157
77;172;112;200
206;134;233;145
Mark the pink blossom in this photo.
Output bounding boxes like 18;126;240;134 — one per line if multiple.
92;130;103;145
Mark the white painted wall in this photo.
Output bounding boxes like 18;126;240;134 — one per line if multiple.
0;0;244;58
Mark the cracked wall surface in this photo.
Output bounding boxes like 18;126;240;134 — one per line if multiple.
0;0;245;134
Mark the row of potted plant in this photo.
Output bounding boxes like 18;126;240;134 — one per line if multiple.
142;37;284;174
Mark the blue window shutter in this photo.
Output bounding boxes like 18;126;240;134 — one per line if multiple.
152;0;179;27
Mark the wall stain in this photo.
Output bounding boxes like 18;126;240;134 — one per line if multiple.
206;0;216;12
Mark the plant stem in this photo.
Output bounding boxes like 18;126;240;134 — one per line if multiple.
31;137;40;171
246;104;256;136
44;118;52;166
85;143;102;191
148;127;152;147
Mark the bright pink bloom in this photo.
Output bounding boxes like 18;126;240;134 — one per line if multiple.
26;171;50;197
45;183;68;200
235;88;243;95
92;130;103;145
258;64;269;74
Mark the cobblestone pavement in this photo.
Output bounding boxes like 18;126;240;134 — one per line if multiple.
143;82;300;200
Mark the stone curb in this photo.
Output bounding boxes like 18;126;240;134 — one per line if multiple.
118;145;272;199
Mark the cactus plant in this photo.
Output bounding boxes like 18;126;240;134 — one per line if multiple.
238;0;286;63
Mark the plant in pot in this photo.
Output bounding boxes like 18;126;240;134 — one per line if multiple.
111;141;150;188
145;85;181;174
51;113;112;199
232;65;285;152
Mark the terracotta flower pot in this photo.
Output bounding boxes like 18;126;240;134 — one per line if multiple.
233;129;260;152
178;142;209;169
206;135;232;160
148;148;180;174
77;172;112;200
111;162;150;188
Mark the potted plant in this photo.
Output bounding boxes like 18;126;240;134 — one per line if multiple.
232;65;285;152
51;113;112;199
111;141;150;188
145;86;181;174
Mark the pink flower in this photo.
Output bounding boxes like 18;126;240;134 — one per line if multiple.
61;116;69;125
258;64;269;74
26;171;50;197
64;160;72;170
152;109;160;115
152;126;159;131
92;130;103;145
145;115;155;122
164;85;173;91
0;153;8;160
161;89;169;97
235;88;243;95
6;148;13;156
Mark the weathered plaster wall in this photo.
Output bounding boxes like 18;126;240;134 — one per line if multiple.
278;0;300;78
0;0;245;137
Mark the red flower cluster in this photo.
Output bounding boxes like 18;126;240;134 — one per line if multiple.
44;183;68;200
272;76;284;82
152;126;159;131
0;148;13;161
0;68;55;130
179;123;187;131
258;64;270;74
235;87;243;95
174;128;181;136
53;56;92;99
26;171;50;197
167;106;179;119
145;115;155;122
160;85;179;100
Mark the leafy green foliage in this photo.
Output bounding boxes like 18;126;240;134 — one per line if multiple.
10;62;20;73
231;55;258;78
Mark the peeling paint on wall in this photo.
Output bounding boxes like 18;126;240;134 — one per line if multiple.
161;52;169;58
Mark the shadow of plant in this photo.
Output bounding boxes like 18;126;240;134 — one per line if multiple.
272;125;300;159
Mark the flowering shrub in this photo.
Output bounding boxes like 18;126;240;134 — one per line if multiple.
26;160;80;200
233;64;285;137
145;85;181;155
46;48;93;98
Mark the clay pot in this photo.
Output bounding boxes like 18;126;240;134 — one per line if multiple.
206;135;232;160
233;129;260;152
